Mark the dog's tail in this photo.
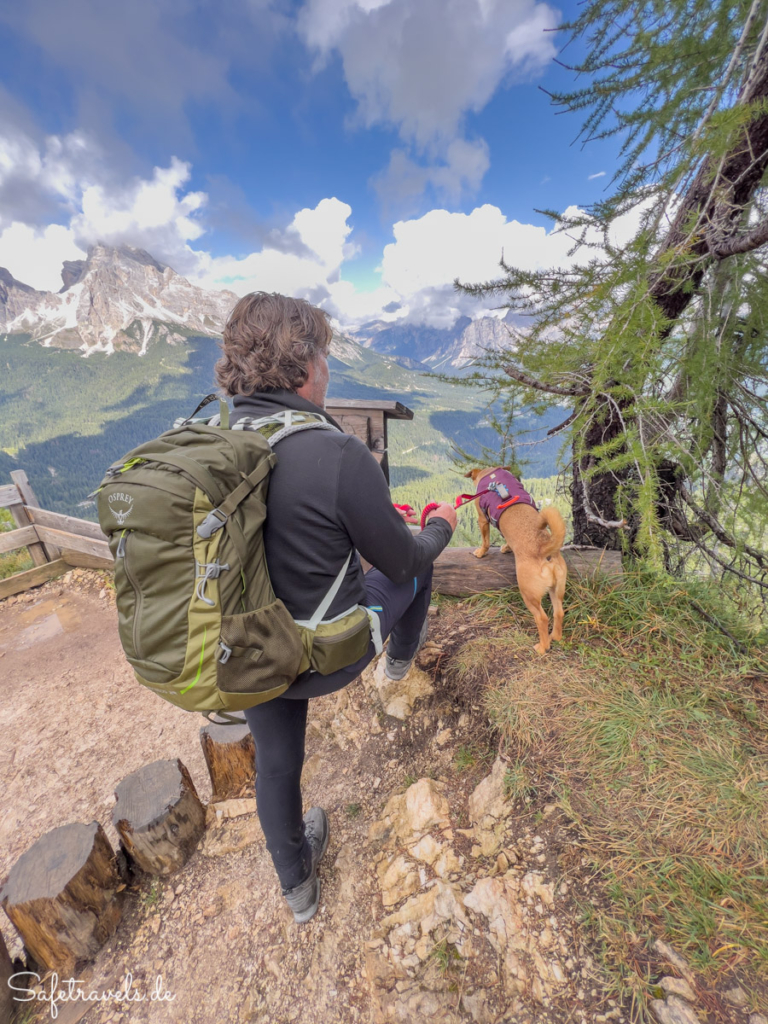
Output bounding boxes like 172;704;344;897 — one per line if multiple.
538;506;566;557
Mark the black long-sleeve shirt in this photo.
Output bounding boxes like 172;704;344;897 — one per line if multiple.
231;389;452;621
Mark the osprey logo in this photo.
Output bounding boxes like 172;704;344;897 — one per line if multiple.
108;492;134;526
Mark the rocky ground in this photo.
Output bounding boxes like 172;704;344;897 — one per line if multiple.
1;572;764;1024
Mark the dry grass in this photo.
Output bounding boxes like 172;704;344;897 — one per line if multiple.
448;570;768;1011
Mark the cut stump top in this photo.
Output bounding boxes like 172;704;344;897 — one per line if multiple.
0;821;101;904
113;758;192;832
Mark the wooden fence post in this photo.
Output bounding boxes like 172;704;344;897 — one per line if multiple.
10;470;61;562
5;472;50;567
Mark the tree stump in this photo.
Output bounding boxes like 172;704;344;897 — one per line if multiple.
200;722;255;802
0;822;123;975
1;928;18;1023
112;759;205;876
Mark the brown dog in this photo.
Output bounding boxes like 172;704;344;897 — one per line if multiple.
465;467;567;654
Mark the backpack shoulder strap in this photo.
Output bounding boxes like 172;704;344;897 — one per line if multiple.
232;409;342;447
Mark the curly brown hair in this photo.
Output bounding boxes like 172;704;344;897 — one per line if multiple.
215;292;333;396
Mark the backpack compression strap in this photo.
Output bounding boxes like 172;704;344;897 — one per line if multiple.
293;550;354;632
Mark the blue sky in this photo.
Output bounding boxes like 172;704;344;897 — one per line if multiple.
0;0;622;327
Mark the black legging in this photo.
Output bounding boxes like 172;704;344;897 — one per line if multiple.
244;565;432;889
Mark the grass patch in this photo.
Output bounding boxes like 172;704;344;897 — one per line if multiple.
0;547;33;580
453;570;768;1005
403;773;418;789
503;760;537;803
428;938;462;976
0;507;34;580
142;879;162;908
453;743;495;773
346;803;362;818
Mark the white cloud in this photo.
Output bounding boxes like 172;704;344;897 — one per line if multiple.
0;223;86;291
70;158;207;269
339;201;645;327
0;129;641;334
190;197;358;299
373;138;490;210
298;0;559;204
588;171;606;180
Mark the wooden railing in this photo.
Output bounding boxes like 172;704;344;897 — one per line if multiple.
0;470;112;599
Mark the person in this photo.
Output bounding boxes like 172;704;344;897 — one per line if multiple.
215;292;457;923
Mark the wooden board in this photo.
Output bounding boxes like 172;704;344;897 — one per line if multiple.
23;506;107;542
325;399;413;420
61;548;114;570
431;545;622;597
335;413;371;445
0;524;38;555
0;484;21;508
0;559;70;600
34;526;113;563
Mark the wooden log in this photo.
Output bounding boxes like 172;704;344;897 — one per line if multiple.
0;524;38;556
0;560;70;601
0;822;124;975
200;722;255;802
5;477;48;568
22;507;107;543
34;527;112;565
431;545;623;597
113;760;206;876
60;548;114;571
0;929;17;1023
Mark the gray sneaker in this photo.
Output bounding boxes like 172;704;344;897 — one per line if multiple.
282;807;330;924
384;617;429;681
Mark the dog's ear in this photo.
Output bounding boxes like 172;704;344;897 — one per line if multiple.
464;468;480;479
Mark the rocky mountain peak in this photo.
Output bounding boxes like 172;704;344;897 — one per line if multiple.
1;245;237;356
60;260;87;291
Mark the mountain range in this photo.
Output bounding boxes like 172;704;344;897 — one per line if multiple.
0;243;562;519
0;243;513;369
349;312;515;372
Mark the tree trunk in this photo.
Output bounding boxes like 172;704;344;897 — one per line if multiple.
573;47;768;548
0;822;124;975
571;398;628;549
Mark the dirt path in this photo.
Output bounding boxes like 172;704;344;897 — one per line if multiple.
1;572;701;1024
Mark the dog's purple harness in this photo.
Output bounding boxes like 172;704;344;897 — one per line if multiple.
476;468;537;526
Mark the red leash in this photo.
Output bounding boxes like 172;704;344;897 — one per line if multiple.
394;489;495;530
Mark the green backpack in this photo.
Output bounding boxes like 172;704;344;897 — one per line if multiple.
95;396;379;724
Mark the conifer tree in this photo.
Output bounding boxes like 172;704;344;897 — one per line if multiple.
459;0;768;589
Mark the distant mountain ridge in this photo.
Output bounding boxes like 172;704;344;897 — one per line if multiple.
349;311;516;371
0;243;514;371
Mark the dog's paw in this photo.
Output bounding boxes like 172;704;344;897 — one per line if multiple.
551;629;563;642
500;543;512;554
472;547;489;559
534;642;549;655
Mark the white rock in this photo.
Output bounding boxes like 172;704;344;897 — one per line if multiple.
468;757;509;823
723;985;749;1009
368;656;434;720
650;996;704;1024
659;977;697;1003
